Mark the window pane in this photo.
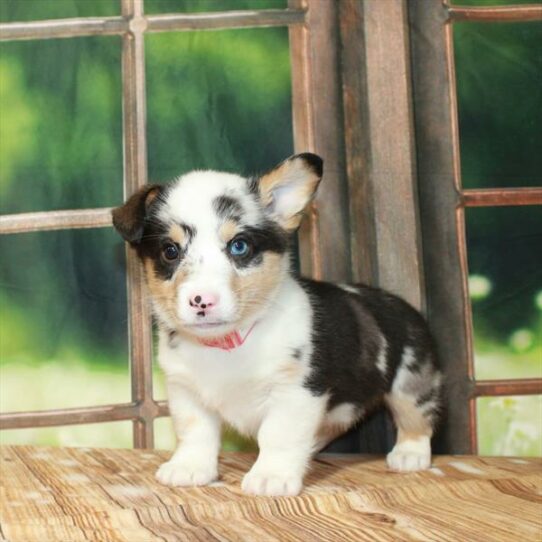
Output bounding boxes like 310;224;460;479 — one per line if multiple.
0;0;118;22
145;27;293;182
477;395;542;457
454;21;542;188
0;37;123;214
145;0;287;14
0;421;132;448
0;228;129;411
466;207;542;379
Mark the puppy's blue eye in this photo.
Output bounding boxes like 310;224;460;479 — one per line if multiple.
229;239;250;257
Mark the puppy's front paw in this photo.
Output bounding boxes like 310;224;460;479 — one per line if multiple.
387;450;430;472
156;459;217;487
242;468;302;496
386;437;431;472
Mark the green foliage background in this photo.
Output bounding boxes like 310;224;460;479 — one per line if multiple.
0;0;540;455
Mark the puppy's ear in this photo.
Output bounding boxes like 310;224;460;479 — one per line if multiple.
112;184;163;244
258;153;323;231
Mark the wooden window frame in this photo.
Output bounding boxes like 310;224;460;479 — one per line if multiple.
0;0;350;449
1;0;541;453
409;0;542;454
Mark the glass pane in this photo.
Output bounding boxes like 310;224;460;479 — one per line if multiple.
145;0;287;14
0;228;130;411
145;27;293;181
466;207;542;379
0;0;118;22
0;421;132;448
0;37;123;214
454;21;542;188
477;395;542;457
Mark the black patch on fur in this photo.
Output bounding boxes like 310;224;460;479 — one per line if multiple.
168;330;180;348
180;223;196;243
295;152;323;178
292;348;303;360
247;176;259;196
214;195;243;222
112;184;165;244
416;388;438;407
130;191;195;280
226;222;289;269
299;279;439;412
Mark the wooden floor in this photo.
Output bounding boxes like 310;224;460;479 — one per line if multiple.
1;446;541;542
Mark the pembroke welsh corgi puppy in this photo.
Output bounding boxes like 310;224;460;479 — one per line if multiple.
113;153;442;496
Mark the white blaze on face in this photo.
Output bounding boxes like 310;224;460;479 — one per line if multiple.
158;171;262;329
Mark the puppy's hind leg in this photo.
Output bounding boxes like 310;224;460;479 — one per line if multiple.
385;348;441;472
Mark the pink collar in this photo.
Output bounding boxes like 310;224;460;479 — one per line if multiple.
197;322;257;352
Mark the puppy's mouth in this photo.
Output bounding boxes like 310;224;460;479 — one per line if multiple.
181;319;239;338
185;321;230;329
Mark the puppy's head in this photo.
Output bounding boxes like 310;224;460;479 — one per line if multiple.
112;153;322;338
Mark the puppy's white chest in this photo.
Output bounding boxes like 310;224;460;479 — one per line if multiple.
160;339;298;435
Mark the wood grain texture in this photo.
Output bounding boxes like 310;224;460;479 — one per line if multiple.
356;0;425;312
289;0;351;282
0;208;112;235
0;10;305;42
1;446;541;542
408;0;475;455
338;0;378;287
462;187;542;207
447;4;542;22
121;0;155;449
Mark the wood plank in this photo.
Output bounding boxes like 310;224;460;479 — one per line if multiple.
408;0;475;454
0;16;125;41
121;0;155;449
338;0;378;286
0;402;169;431
353;0;425;312
289;0;351;282
146;9;306;33
0;209;112;235
0;403;138;430
0;10;305;42
448;4;542;23
333;0;425;454
462;187;542;207
474;378;542;397
1;446;541;542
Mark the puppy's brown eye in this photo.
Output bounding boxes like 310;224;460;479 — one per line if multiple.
162;243;179;261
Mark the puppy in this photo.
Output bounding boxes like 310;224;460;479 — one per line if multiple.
112;153;442;496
